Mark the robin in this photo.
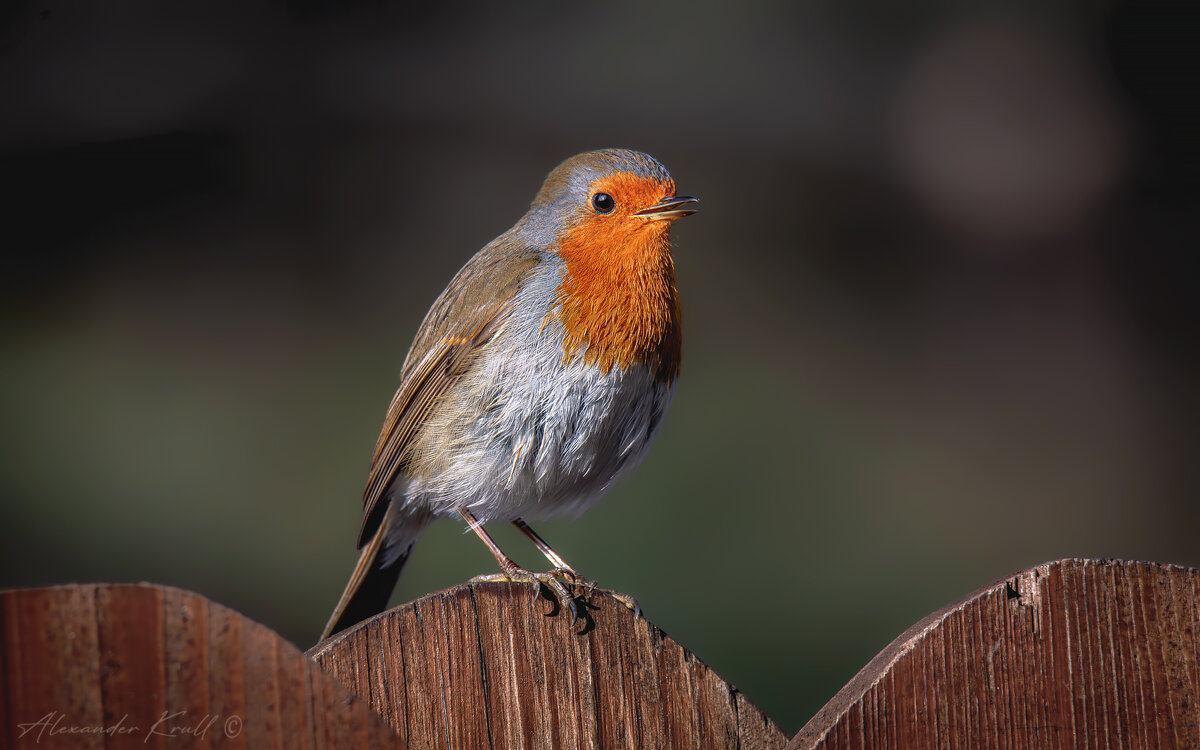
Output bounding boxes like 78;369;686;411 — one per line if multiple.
321;149;696;639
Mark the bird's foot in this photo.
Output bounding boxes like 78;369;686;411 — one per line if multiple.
471;567;600;629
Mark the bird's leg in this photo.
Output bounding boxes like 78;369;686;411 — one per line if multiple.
459;509;581;621
511;518;588;589
512;517;642;618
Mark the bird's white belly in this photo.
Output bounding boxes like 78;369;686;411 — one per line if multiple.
405;327;673;523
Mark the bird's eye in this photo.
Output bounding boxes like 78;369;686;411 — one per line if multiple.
591;192;615;214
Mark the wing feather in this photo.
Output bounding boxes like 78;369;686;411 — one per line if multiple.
354;241;542;547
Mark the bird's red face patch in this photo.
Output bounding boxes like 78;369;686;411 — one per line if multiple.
551;171;683;382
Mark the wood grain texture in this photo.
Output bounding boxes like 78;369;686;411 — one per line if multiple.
791;558;1200;749
308;581;787;749
0;583;405;750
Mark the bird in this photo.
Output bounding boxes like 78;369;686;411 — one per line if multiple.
321;149;696;639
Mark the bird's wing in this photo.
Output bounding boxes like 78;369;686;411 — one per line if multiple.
356;241;542;547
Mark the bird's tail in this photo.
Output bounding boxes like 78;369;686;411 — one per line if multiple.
320;519;410;640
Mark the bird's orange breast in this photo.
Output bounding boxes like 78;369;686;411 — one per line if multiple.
551;173;682;383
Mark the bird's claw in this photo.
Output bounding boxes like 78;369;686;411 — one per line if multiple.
610;590;642;618
549;571;640;618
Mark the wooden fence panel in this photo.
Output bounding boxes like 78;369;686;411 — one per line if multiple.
308;581;787;749
791;559;1200;749
0;583;404;750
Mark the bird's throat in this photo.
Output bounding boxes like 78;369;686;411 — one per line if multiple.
552;223;682;383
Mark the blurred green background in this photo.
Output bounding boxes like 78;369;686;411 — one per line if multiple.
1;1;1196;736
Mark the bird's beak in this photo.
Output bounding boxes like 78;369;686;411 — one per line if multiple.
633;195;699;221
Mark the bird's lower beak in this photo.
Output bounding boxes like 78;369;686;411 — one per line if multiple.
633;195;699;221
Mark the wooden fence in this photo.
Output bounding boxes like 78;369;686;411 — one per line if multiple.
3;558;1198;748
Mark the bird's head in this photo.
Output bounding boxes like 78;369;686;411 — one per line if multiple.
530;149;695;381
530;149;698;248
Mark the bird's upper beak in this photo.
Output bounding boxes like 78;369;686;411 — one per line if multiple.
633;195;699;221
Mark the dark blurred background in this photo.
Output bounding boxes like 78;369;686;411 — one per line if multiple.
1;0;1196;735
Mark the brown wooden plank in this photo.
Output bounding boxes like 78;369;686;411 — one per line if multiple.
473;583;584;747
791;559;1200;749
3;586;105;749
96;585;168;750
161;587;214;750
0;583;404;749
309;580;788;749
